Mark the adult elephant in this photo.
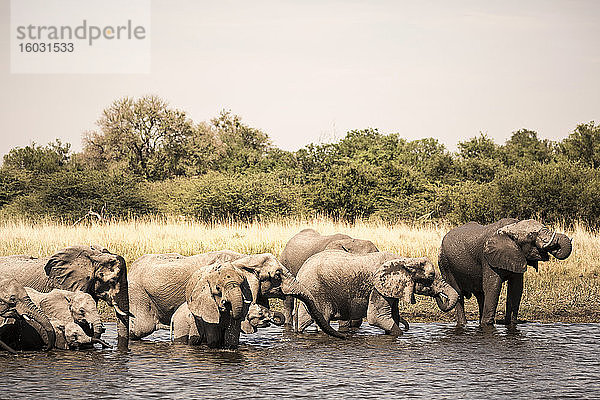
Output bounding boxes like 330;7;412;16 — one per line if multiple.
279;229;379;328
0;276;56;352
295;251;459;336
439;218;572;328
171;264;286;348
128;250;245;339
25;288;111;349
129;250;343;340
0;245;130;349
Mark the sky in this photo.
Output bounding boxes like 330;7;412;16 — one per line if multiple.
1;0;599;159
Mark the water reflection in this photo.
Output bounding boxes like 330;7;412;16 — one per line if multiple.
2;322;599;399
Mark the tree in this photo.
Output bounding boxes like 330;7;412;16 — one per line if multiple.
2;139;71;173
560;122;600;168
457;133;499;160
456;133;502;182
82;95;197;180
211;110;272;173
501;129;554;165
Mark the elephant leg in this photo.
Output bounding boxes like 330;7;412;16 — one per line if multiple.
391;300;409;331
505;274;523;326
455;296;467;327
282;296;294;327
297;302;313;332
443;270;466;327
481;268;503;328
297;302;331;333
473;292;485;323
367;291;403;336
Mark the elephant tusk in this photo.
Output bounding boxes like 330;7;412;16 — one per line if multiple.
542;231;557;248
113;305;134;318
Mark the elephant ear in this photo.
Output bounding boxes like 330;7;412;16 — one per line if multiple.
374;259;415;304
44;246;95;292
483;232;527;273
186;277;220;324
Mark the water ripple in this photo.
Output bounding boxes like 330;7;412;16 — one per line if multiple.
2;322;599;399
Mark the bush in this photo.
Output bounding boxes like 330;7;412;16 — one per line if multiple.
0;170;153;220
146;172;305;221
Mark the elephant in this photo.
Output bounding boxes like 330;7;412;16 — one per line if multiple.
241;303;285;334
25;288;111;350
0;245;130;349
128;250;246;339
439;218;573;328
0;276;56;353
170;265;285;348
129;250;344;341
279;229;379;329
295;251;459;336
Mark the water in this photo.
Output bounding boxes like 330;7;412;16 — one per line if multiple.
1;322;599;399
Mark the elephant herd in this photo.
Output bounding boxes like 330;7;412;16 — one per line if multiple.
0;218;572;353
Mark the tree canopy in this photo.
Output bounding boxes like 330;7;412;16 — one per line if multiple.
2;95;599;226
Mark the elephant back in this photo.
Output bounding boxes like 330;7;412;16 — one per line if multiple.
280;229;352;276
0;256;53;292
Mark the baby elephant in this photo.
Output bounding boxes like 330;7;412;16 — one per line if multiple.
296;251;459;336
26;288;111;350
171;302;285;344
240;304;286;334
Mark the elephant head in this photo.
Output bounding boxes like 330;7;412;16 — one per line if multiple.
414;274;460;312
374;257;458;311
231;253;345;339
43;245;130;349
324;238;379;254
185;265;247;324
484;219;573;273
65;291;105;339
0;277;56;351
240;303;285;334
52;319;111;350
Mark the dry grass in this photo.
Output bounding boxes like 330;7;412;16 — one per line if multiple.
0;217;598;323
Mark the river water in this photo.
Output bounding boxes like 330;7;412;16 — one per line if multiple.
1;322;599;399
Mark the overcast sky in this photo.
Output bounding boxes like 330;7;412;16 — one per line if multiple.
1;0;599;158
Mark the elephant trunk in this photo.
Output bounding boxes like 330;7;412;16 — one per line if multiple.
91;337;112;349
16;297;56;351
0;338;17;354
270;310;285;326
223;283;244;320
90;314;105;339
431;275;459;312
281;274;345;339
113;258;130;350
549;233;572;260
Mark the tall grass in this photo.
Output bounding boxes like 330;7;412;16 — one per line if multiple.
1;217;598;323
